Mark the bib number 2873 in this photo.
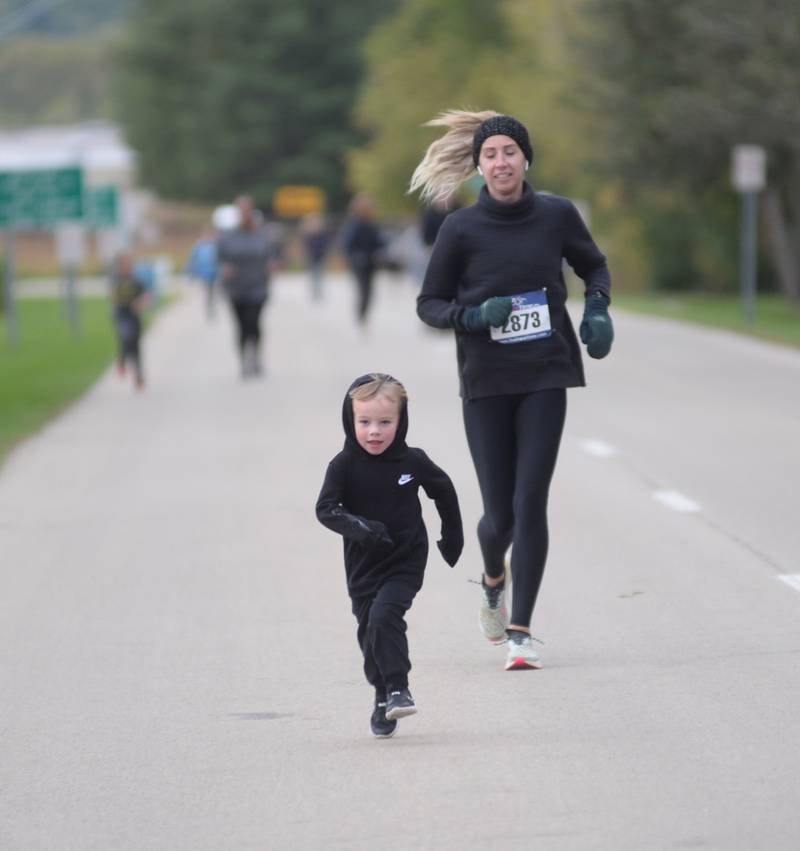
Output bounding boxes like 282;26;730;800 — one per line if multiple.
490;289;553;344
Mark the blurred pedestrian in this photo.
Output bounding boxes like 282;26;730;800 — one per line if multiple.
299;212;331;302
411;110;614;671
420;200;452;250
217;195;278;378
316;373;463;738
185;227;219;319
407;199;458;291
340;195;386;326
109;251;151;391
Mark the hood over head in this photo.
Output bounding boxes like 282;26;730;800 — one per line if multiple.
342;373;408;461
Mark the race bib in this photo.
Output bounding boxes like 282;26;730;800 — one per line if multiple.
490;289;553;344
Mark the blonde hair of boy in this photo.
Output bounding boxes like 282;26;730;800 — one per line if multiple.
349;374;408;407
408;109;499;205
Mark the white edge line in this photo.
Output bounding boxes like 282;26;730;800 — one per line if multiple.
778;574;800;593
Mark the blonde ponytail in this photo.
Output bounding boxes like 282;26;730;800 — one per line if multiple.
409;109;499;205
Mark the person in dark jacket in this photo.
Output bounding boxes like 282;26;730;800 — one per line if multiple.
340;195;386;326
316;373;463;738
410;110;614;671
299;212;331;302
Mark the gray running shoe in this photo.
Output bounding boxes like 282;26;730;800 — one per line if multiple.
479;578;509;644
505;631;543;670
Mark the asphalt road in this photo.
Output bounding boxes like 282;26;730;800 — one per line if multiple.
1;272;799;850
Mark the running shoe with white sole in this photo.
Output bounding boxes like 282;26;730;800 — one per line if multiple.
370;698;398;738
385;687;417;720
479;578;509;644
505;631;543;670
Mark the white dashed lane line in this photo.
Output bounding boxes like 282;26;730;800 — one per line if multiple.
580;440;799;594
579;439;618;458
652;490;702;513
579;439;702;513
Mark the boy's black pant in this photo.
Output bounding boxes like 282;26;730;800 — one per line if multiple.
114;310;142;380
351;578;418;696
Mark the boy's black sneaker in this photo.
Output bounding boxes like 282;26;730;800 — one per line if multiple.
370;699;397;738
385;687;417;720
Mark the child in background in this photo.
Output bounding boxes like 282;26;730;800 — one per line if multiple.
185;228;219;319
109;251;150;391
316;373;463;738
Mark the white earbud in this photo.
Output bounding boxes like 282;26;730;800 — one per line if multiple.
477;166;483;176
524;161;530;171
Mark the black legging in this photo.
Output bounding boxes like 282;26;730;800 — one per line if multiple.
349;256;375;324
230;298;265;352
462;388;567;627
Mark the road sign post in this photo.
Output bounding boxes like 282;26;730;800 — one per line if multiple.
2;229;18;346
56;222;87;338
731;146;766;324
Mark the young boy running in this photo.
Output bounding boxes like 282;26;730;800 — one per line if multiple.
316;373;463;738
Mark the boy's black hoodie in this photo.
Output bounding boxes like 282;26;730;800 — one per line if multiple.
316;374;463;599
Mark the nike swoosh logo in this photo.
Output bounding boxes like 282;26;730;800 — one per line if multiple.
398;474;414;486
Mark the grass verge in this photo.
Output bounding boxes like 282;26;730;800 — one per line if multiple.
1;297;138;466
612;293;800;348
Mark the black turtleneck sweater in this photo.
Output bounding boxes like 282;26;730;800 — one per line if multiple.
316;376;463;599
417;183;611;400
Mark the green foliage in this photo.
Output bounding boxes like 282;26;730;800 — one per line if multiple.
633;183;740;291
351;0;800;295
349;0;486;213
0;0;134;36
576;0;800;293
351;0;620;220
0;34;118;127
581;0;800;184
114;0;396;209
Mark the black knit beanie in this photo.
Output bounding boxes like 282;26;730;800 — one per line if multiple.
472;115;533;167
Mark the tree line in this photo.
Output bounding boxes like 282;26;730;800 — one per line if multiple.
3;0;798;296
351;0;800;298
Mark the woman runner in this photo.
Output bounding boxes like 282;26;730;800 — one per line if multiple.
410;111;614;670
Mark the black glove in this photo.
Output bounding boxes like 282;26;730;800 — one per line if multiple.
579;293;614;359
352;517;393;547
437;533;463;567
462;296;513;332
366;520;393;547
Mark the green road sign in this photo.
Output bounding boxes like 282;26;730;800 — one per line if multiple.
86;185;119;229
0;167;84;228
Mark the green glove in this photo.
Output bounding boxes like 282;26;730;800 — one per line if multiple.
579;293;614;359
462;297;513;332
